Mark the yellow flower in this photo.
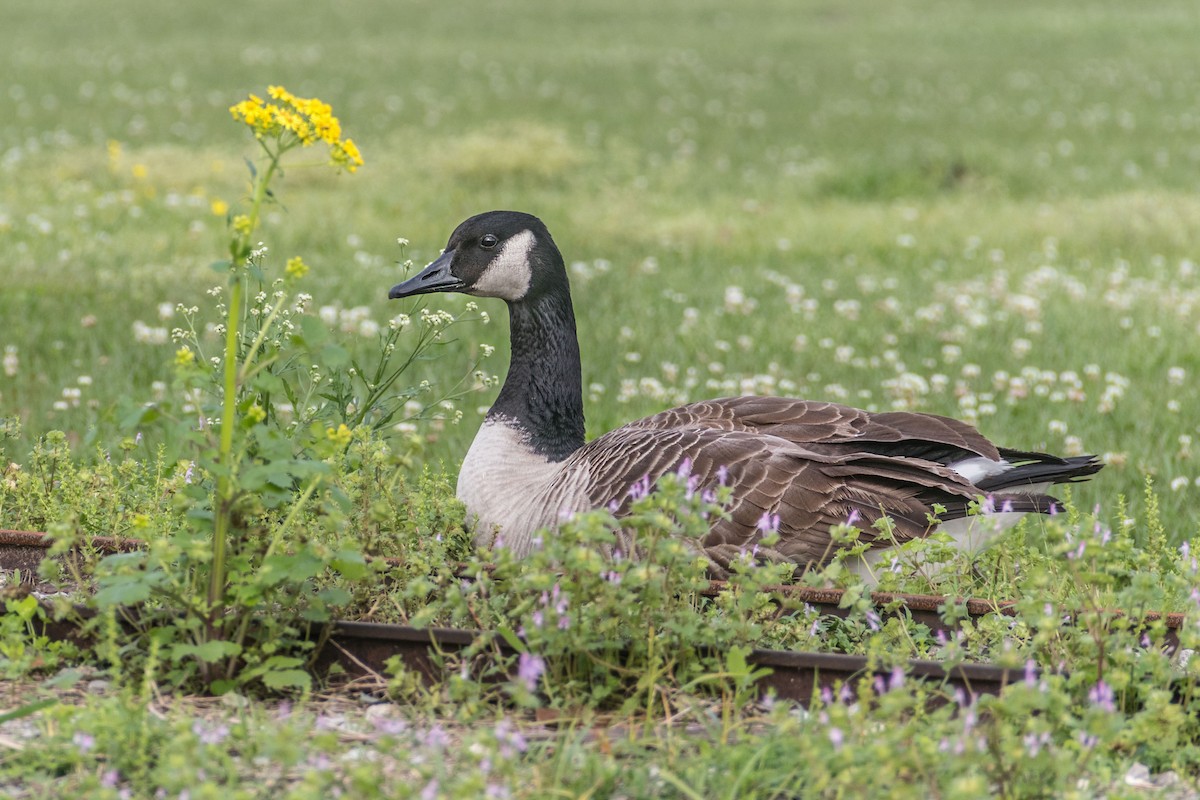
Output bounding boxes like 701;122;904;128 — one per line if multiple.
175;347;195;366
132;164;148;180
245;404;267;426
211;199;229;217
231;85;363;172
285;256;309;280
326;423;353;449
232;214;252;236
331;138;364;173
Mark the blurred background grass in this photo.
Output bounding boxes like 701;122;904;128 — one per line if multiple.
2;0;1199;536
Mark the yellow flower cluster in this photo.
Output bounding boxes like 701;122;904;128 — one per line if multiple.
229;85;364;172
285;256;309;280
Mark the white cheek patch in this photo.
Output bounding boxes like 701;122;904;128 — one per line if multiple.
472;229;536;301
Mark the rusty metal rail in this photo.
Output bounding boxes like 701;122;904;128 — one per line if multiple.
319;620;1023;704
2;526;1186;691
1;528;1185;644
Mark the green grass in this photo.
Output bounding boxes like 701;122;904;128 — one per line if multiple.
2;2;1200;791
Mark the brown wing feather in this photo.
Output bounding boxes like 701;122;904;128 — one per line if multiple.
625;395;1001;462
566;422;995;570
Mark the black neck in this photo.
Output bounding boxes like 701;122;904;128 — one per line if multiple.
489;288;585;461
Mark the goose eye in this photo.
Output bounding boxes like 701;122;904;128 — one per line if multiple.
480;234;499;250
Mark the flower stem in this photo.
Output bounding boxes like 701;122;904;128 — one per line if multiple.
207;153;281;625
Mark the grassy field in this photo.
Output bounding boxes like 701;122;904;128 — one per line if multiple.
4;0;1200;536
3;0;1200;795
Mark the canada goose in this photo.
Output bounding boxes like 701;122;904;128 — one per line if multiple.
388;211;1102;579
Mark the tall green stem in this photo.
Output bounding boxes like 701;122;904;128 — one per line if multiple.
207;155;280;623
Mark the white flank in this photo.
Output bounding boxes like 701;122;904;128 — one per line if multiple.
456;417;590;555
845;511;1029;587
946;455;1011;484
472;229;536;301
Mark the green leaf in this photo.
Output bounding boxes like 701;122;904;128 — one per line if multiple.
495;626;524;652
94;577;153;607
172;640;242;664
210;259;232;274
316;586;351;607
331;550;367;580
0;698;57;724
261;669;312;691
119;404;161;429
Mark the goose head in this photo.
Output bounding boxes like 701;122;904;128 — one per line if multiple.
388;210;566;304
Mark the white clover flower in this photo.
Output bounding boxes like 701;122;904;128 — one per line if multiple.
1168;367;1186;386
2;345;17;377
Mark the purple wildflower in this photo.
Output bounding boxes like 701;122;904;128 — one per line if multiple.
420;780;439;800
716;465;729;485
828;727;844;750
1088;680;1116;713
756;512;781;535
518;652;545;692
73;732;95;753
1024;659;1037;687
184;461;195;484
1023;731;1051;757
422;725;450;749
192;720;230;746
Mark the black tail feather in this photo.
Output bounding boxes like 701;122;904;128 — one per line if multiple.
978;453;1103;493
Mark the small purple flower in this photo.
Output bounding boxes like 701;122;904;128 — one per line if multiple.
184;461;195;484
101;769;120;788
557;614;571;630
845;508;861;527
1088;680;1116;713
374;717;408;736
422;725;450;749
192;720;229;746
1077;731;1099;749
1023;731;1050;757
73;731;95;753
756;512;781;535
134;431;143;445
1024;659;1037;687
828;727;844;750
420;780;439;800
865;610;881;631
517;652;545;693
716;465;729;485
889;666;905;691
